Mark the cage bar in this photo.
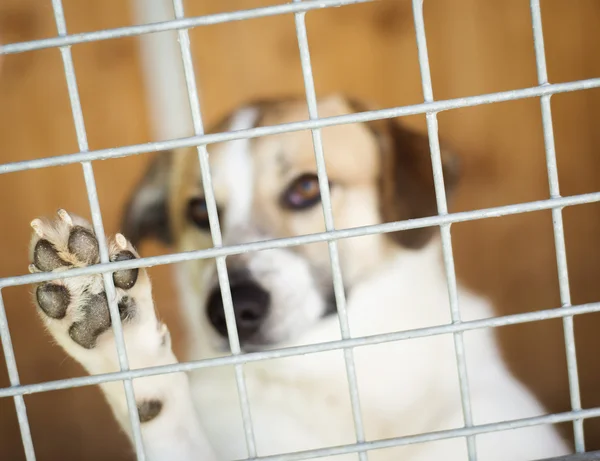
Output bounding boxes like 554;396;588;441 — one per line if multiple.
0;78;598;176
293;4;368;459
411;0;476;458
529;0;585;451
0;293;36;461
0;0;371;55
0;192;597;291
2;298;600;400
50;0;147;458
541;453;600;461
171;0;258;456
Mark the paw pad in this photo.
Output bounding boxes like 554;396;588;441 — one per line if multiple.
30;210;145;350
111;251;138;290
68;226;99;265
68;293;111;349
33;240;68;272
36;284;70;319
118;296;136;322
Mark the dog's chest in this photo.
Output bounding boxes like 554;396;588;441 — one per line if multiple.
185;247;472;460
190;353;359;459
188;331;464;460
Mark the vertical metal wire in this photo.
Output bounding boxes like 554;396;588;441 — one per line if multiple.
529;0;585;452
0;292;36;461
293;3;368;459
411;1;476;459
49;1;146;459
170;0;258;456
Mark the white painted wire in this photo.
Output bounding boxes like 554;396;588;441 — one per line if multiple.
0;79;598;175
50;1;146;459
2;299;600;399
293;3;368;459
0;0;373;55
411;0;476;458
0;293;36;461
0;1;597;460
0;193;598;290
529;0;585;452
170;0;258;455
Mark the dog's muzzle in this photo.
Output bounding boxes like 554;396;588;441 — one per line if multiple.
206;274;271;343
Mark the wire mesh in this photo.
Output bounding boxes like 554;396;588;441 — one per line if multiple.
0;0;599;460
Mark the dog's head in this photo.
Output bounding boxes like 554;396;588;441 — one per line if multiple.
121;95;460;351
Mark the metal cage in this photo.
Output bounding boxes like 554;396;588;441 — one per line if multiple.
1;0;600;460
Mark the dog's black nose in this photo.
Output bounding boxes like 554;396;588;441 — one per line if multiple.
206;280;270;342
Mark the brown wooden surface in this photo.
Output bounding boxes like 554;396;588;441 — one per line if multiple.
1;1;600;460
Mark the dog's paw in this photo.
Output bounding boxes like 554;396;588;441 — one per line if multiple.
29;210;156;355
28;210;186;429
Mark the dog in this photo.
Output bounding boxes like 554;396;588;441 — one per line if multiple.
28;95;570;460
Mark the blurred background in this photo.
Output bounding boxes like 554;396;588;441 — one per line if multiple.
1;0;600;459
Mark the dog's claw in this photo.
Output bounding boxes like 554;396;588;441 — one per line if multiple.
57;209;73;227
30;219;44;238
116;233;128;250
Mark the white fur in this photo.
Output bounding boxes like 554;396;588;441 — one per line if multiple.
31;221;570;461
182;240;570;461
28;212;217;461
216;107;258;233
29;112;570;460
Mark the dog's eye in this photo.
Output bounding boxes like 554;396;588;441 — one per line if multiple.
281;173;323;210
187;197;210;230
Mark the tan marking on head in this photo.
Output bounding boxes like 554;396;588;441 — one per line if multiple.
344;98;461;249
125;95;460;295
118;95;462;348
255;95;380;186
376;120;460;248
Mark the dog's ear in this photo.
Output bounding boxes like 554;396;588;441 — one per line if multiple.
375;118;461;249
121;150;174;248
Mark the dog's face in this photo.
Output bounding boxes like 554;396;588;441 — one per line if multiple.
122;95;459;351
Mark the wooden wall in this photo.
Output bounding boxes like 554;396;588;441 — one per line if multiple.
1;1;600;459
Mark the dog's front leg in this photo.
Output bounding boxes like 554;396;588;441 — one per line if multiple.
28;210;218;461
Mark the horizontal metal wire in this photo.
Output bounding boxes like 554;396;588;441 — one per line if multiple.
1;191;598;289
236;407;600;461
2;299;600;399
538;452;600;461
1;78;599;175
0;0;370;56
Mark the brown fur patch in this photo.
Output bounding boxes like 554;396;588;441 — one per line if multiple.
346;98;460;249
377;120;460;248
